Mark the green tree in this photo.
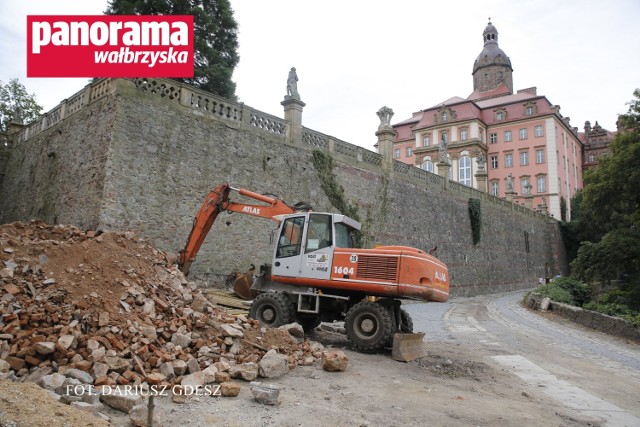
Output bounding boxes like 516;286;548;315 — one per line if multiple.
106;0;240;99
570;89;640;289
0;79;43;133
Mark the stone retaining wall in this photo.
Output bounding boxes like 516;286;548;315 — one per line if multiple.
0;78;568;297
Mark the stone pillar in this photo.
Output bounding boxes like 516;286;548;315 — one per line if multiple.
475;154;488;193
437;161;451;190
505;191;516;204
281;98;305;144
524;194;533;210
375;106;396;175
475;171;488;193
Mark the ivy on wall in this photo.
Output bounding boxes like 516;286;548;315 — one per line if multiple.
468;197;482;245
311;150;363;247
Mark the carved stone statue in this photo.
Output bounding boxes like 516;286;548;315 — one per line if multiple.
11;106;23;125
376;106;394;130
286;67;300;99
476;152;486;173
438;135;449;164
506;173;514;193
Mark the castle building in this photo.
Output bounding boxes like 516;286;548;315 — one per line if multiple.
390;20;584;220
580;120;615;170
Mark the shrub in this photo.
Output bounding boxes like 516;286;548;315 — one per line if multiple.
535;284;574;305
552;277;592;307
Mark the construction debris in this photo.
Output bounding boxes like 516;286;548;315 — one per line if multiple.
0;221;335;423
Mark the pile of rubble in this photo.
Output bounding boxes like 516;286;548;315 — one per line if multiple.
0;221;348;423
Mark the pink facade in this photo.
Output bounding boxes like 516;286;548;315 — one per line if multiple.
388;21;584;220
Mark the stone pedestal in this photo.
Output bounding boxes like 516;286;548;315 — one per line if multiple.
437;161;451;190
524;194;533;210
376;127;396;175
475;171;488;193
505;191;517;204
281;97;305;144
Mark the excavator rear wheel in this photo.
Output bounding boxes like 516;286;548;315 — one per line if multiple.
399;308;414;333
345;301;396;353
249;292;295;327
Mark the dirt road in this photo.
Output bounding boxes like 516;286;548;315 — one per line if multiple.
125;291;640;426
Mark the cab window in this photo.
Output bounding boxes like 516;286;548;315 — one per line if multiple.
305;214;332;253
276;216;304;258
335;223;354;248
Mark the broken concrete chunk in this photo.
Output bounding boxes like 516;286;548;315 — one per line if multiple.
258;349;289;379
220;381;240;397
249;381;281;405
130;402;159;427
37;373;66;391
230;362;258;381
218;323;244;338
58;334;76;350
100;389;142;413
65;368;94;384
33;341;56;355
322;350;349;372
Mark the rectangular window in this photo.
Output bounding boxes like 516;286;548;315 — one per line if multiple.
535;125;544;137
505;153;513;167
460;129;468;141
504;130;512;142
536;149;545;164
537;176;546;193
393;148;401;159
521;177;530;193
423;134;430;146
491;181;499;196
526;106;534;115
406;147;413;157
441;131;449;143
520;151;529;166
490;133;497;144
490;155;498;169
519;128;528;140
496;111;504;121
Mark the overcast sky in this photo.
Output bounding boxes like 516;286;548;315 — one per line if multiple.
1;0;639;150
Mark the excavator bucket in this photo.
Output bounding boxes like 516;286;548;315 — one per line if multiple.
391;332;427;362
233;272;258;301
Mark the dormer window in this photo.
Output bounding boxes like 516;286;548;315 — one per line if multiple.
495;108;506;121
442;112;448;122
524;102;537;116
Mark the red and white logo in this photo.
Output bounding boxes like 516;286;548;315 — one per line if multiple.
27;15;194;78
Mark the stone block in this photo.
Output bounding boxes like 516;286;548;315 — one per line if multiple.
322;350;348;372
258;349;289;378
249;381;281;405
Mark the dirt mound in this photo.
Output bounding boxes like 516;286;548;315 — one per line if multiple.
0;221;321;388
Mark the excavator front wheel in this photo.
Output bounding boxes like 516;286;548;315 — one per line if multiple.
345;301;396;353
249;292;295;327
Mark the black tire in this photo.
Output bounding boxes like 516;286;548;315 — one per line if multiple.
249;292;294;327
345;301;396;353
297;315;322;333
399;308;414;333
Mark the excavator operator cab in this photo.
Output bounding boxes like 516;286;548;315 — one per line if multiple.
272;212;361;279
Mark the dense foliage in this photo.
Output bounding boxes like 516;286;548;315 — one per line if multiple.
535;277;592;307
568;89;640;291
106;0;240;99
0;79;43;133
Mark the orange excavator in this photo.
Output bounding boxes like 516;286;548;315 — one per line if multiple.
178;183;449;358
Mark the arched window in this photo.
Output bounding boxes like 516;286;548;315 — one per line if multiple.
421;159;434;172
459;156;472;186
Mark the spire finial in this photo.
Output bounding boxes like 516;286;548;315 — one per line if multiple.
488;17;491;24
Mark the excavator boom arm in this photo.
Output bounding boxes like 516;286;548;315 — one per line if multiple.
178;183;297;274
